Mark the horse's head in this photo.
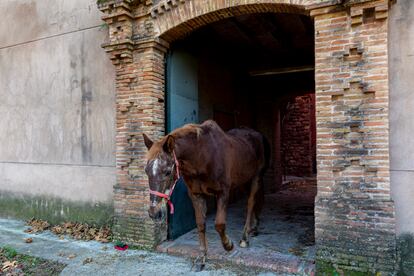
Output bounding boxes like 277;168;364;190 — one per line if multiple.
143;133;176;221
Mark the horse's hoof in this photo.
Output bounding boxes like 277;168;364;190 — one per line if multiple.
239;240;249;248
224;239;234;251
192;256;206;272
192;263;205;272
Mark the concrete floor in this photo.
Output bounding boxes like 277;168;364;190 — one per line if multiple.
0;218;281;276
158;177;317;275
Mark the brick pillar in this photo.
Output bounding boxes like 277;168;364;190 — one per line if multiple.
311;0;396;274
99;1;169;248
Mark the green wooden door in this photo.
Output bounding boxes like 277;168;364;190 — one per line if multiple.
166;49;197;239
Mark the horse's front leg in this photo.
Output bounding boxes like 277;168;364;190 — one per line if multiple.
215;193;234;251
189;193;208;272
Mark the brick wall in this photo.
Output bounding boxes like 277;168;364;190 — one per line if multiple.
110;42;169;248
281;94;315;177
312;0;396;274
97;0;397;273
99;1;169;248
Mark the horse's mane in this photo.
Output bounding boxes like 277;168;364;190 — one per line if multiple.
169;120;223;139
169;123;203;138
146;120;221;159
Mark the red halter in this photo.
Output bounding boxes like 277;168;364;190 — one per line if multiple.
149;150;180;214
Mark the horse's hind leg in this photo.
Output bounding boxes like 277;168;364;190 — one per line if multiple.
251;179;264;236
240;175;262;248
215;193;234;252
189;193;208;272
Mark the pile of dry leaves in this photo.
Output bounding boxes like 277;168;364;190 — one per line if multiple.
25;219;112;243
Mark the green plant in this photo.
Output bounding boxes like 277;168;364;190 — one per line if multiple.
99;23;109;30
97;0;111;5
114;240;126;247
2;246;18;259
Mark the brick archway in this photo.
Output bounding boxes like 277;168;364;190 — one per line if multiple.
99;0;397;274
151;1;308;42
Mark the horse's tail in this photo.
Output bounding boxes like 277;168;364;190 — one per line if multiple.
252;134;269;223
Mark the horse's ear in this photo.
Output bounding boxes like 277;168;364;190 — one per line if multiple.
163;135;175;154
142;133;153;150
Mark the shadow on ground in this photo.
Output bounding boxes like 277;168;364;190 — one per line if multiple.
158;177;317;275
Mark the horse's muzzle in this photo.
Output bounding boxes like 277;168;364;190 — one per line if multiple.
148;207;163;221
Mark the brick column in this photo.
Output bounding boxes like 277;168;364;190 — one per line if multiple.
311;0;396;274
99;1;169;248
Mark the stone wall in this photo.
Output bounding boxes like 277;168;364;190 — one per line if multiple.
389;0;414;235
389;1;414;274
0;0;116;225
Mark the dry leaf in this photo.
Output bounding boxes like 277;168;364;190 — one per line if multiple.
2;260;18;271
82;257;93;265
25;238;33;243
68;254;76;259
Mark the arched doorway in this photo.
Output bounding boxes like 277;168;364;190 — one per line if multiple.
99;0;397;274
160;11;316;272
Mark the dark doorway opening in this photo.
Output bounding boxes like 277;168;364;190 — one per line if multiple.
163;12;316;272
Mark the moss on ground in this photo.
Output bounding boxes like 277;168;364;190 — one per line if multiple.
316;260;383;276
0;246;66;275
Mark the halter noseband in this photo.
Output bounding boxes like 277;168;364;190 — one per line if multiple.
149;150;180;214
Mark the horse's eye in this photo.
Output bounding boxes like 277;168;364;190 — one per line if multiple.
165;171;171;176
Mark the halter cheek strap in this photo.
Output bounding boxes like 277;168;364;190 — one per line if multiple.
149;150;180;214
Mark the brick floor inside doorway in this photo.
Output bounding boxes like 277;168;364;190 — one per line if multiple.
157;177;317;275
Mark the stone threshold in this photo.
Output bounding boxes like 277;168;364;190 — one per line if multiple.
157;241;315;275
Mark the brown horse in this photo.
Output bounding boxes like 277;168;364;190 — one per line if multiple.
143;120;269;271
